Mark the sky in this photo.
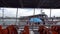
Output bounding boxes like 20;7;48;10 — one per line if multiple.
0;8;60;17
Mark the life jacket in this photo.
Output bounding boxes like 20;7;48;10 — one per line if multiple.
24;25;29;34
0;25;2;34
21;25;29;34
6;25;18;34
52;31;58;34
38;26;45;34
51;26;58;34
2;29;8;34
44;28;50;34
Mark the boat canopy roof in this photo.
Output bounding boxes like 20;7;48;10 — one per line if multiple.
0;0;60;8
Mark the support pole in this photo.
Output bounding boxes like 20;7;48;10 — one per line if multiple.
2;8;4;26
33;8;35;15
41;8;43;14
16;8;18;25
50;9;51;18
32;8;35;31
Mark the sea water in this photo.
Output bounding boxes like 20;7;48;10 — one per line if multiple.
0;19;20;25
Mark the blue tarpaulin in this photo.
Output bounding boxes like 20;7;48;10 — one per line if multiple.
29;18;42;23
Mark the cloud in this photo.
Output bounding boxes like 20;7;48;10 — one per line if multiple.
18;9;34;17
1;8;35;17
51;9;60;17
3;8;17;17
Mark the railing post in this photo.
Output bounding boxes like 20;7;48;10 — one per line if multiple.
2;8;5;26
50;9;51;18
16;8;18;25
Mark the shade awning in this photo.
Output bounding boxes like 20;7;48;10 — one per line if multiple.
0;0;60;8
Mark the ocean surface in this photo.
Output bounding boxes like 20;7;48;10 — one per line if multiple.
0;19;60;25
0;19;20;25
